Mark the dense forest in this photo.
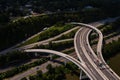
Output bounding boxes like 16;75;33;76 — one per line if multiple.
0;0;120;51
0;11;105;51
0;0;120;21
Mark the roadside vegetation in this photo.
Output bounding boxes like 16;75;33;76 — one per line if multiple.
0;40;74;67
103;38;120;60
0;58;49;80
34;41;73;51
21;63;80;80
0;40;74;79
19;24;74;46
0;51;30;66
101;19;120;35
108;53;120;76
90;18;120;44
55;28;79;40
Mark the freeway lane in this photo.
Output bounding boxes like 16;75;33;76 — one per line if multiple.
72;22;120;80
74;27;108;80
83;28;118;80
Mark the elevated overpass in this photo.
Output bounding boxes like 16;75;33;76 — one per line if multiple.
23;21;120;80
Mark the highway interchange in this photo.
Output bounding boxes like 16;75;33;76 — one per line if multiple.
24;22;120;80
1;17;120;80
72;22;120;80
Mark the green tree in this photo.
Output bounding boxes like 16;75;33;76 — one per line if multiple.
21;77;27;80
37;70;43;77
